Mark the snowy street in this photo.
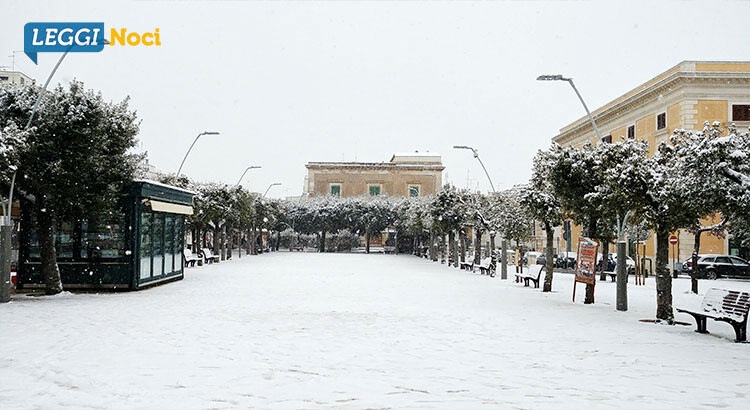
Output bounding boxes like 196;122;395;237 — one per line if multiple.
2;253;750;409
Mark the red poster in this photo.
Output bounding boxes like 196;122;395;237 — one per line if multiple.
575;237;598;285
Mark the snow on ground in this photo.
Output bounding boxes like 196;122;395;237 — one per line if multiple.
2;252;750;409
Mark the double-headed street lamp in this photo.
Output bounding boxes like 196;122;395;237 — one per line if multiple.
263;182;282;197
453;145;496;193
536;74;601;140
176;131;220;179
236;166;262;187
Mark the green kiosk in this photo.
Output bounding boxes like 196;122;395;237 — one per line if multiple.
17;180;195;290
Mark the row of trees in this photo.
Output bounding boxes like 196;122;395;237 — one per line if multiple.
526;122;750;321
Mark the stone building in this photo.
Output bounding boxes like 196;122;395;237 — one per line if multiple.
305;152;444;198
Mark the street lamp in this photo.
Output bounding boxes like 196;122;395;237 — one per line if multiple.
263;182;282;197
176;131;220;179
235;165;262;186
536;74;602;139
453;145;496;193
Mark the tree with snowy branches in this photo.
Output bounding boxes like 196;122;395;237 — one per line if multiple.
520;147;563;292
0;81;141;294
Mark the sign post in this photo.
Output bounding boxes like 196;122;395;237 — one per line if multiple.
669;235;680;278
573;237;599;303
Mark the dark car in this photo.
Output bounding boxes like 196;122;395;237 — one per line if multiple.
555;252;577;269
536;253;554;266
682;254;750;279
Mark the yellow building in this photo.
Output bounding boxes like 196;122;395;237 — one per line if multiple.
551;61;750;270
305;152;444;198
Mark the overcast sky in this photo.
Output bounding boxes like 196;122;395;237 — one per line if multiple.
3;0;749;197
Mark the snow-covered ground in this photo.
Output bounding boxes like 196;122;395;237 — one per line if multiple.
2;253;750;409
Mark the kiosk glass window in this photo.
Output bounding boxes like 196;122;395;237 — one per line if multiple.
153;213;165;276
140;211;152;279
175;217;184;267
165;215;175;273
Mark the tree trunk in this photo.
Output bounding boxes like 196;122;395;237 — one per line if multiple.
36;204;62;295
220;225;227;261
440;234;446;263
213;226;221;259
431;232;438;261
459;230;466;263
474;229;482;265
365;231;370;254
448;231;456;267
251;228;253;255
543;223;554;292
584;218;598;304
599;239;608;281
320;231;326;252
655;226;674;322
501;239;507;279
251;226;258;255
691;230;701;294
616;240;628;311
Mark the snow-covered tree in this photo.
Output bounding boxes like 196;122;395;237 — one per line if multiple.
0;81;141;294
521;147;564;292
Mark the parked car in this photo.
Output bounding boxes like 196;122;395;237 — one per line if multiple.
555;252;577;269
681;254;750;279
525;251;542;266
536;253;555;266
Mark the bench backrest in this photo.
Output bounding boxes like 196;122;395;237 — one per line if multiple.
527;264;545;279
479;257;492;267
700;288;750;322
184;249;197;259
202;248;214;258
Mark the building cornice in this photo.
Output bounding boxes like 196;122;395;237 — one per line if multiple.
553;71;750;144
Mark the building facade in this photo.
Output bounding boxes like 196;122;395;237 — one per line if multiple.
305;152;444;198
0;70;32;86
551;61;750;270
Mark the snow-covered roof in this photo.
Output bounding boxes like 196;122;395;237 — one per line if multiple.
133;179;197;195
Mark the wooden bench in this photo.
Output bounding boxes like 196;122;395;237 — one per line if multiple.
291;245;304;252
460;260;475;271
384;246;396;254
183;249;200;267
201;248;220;264
604;271;616;282
515;264;546;288
676;288;750;342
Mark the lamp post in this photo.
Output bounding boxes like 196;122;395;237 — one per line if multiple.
263;182;281;197
235;166;262;187
452;145;496;193
453;145;505;278
176;131;220;179
536;74;602;140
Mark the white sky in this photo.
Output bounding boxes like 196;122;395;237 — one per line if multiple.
3;0;750;198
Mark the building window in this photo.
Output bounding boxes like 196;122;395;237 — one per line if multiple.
601;135;612;144
368;185;381;196
657;113;666;130
627;125;635;139
330;184;341;196
408;185;420;197
732;104;750;121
